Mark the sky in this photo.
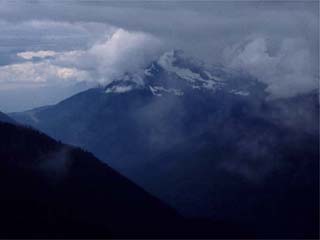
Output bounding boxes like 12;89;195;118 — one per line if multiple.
0;0;318;112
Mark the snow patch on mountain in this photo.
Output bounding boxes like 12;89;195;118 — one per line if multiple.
106;85;133;94
149;86;184;97
102;50;264;98
203;71;224;82
229;89;250;96
156;50;231;93
144;65;155;77
157;51;204;83
202;80;219;90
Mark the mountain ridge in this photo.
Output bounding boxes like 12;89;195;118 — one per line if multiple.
1;112;253;238
0;119;183;237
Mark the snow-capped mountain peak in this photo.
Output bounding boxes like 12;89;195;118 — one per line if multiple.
104;50;266;98
157;50;207;84
149;85;184;97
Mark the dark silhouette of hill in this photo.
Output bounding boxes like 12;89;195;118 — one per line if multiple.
0;121;177;238
0;119;253;238
0;111;14;123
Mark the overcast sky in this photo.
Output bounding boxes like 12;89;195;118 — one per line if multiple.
0;0;318;112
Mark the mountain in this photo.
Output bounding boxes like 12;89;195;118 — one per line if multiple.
0;120;184;238
1;115;253;238
11;50;319;238
10;50;268;171
0;111;15;123
1;112;253;238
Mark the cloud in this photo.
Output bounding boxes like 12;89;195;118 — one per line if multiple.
0;61;89;89
1;28;162;90
17;50;58;60
224;37;318;98
0;23;162;111
0;20;115;66
0;1;318;111
0;1;317;64
53;28;162;84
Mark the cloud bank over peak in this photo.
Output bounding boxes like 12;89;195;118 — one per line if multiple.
1;28;162;89
0;1;318;111
2;28;318;100
53;28;162;85
224;37;318;98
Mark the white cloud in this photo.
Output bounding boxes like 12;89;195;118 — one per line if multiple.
0;28;162;90
92;28;162;83
0;19;115;60
17;50;58;60
224;37;318;98
0;6;317;106
53;28;162;84
0;61;89;89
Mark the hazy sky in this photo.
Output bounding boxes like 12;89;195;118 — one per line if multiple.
0;0;318;112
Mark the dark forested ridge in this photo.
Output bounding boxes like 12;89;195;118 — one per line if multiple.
0;121;175;238
0;111;14;124
0;118;251;238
